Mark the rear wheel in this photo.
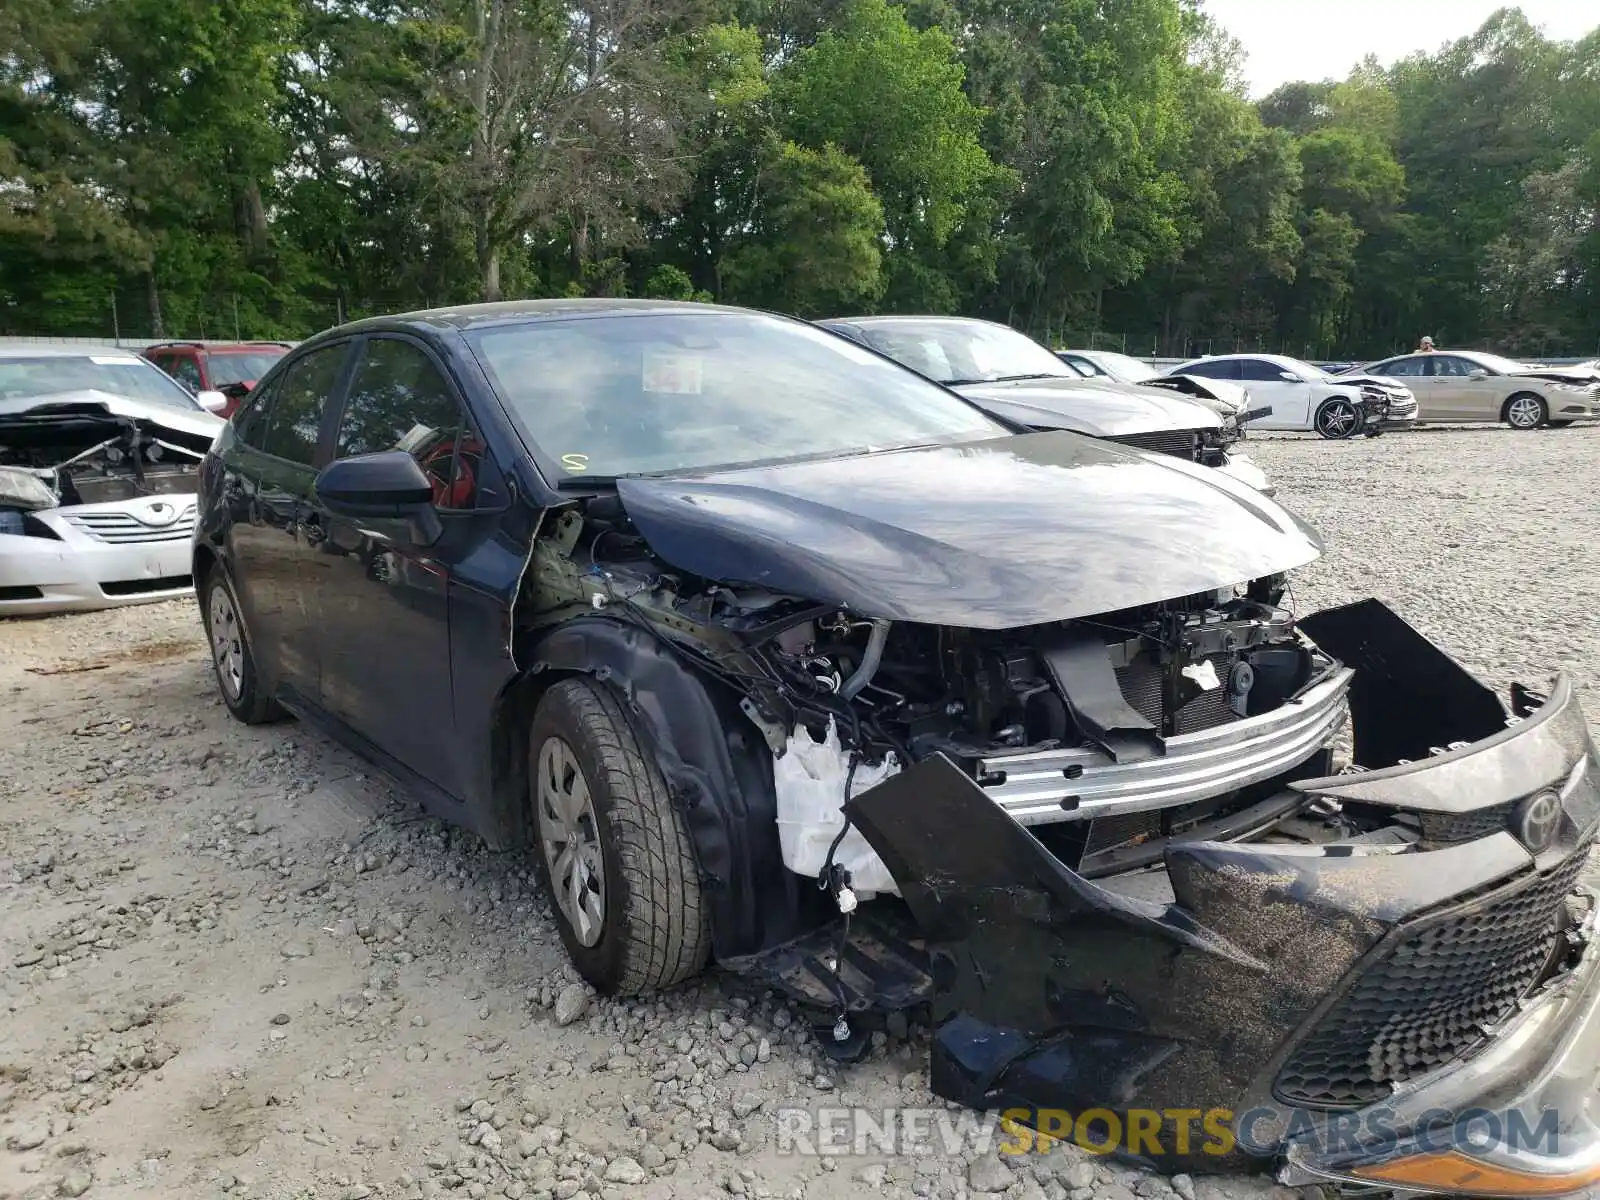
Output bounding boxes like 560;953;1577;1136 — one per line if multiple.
1315;397;1361;440
201;566;284;724
1505;393;1547;430
529;678;710;994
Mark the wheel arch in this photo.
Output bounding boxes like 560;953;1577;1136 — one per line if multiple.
1500;390;1548;426
489;616;821;962
192;541;219;589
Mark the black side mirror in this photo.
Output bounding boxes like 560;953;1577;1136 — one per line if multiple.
314;452;441;545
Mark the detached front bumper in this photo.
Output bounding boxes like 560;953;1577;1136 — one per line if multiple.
835;600;1600;1193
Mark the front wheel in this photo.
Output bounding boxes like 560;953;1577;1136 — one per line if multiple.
529;678;710;995
1505;393;1547;430
1315;397;1361;440
201;566;284;724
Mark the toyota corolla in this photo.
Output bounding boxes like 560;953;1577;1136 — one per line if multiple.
191;301;1600;1196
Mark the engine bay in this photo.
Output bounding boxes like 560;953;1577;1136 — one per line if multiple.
521;498;1324;762
0;407;207;511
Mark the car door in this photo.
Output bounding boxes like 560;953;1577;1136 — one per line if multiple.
220;341;354;705
307;333;508;799
1236;359;1312;429
1430;355;1500;421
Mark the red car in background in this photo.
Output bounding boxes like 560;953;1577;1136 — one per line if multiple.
142;341;293;417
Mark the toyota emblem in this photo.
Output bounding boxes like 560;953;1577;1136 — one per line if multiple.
135;501;179;528
1513;789;1562;853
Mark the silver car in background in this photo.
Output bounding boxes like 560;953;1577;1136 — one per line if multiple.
0;344;226;615
1344;349;1600;429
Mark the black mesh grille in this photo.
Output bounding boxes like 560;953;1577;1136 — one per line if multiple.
1418;803;1516;845
1083;809;1162;855
1107;430;1201;461
1274;841;1590;1110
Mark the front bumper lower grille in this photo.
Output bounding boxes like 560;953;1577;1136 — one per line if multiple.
1274;838;1592;1110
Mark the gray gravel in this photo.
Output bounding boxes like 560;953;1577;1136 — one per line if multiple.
2;423;1598;1200
1247;425;1600;724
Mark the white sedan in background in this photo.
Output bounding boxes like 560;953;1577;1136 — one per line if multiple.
0;345;226;615
1168;353;1418;439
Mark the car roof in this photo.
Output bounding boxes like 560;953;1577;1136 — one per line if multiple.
0;342;146;361
820;314;1009;330
327;298;760;340
144;341;293;352
1179;352;1303;367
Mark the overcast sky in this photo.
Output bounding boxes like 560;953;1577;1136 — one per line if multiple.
1203;0;1598;97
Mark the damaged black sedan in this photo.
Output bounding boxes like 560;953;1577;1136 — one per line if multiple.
193;301;1600;1197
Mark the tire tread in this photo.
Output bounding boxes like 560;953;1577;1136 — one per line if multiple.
538;678;710;994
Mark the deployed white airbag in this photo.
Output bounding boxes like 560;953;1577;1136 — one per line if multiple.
774;718;902;899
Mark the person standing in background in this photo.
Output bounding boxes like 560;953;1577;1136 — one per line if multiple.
1416;335;1435;352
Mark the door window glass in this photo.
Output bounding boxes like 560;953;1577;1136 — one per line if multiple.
1237;359;1289;382
1432;356;1479;378
171;355;204;390
336;338;484;510
232;378;278;447
257;344;348;465
1373;357;1426;377
1181;360;1240;380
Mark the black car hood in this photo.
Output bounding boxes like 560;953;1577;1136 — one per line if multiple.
953;376;1222;437
614;431;1323;629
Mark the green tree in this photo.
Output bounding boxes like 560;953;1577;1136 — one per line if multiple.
776;0;1003;310
721;140;885;315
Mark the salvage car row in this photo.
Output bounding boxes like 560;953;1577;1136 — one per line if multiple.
8;304;1600;1199
1058;342;1600;432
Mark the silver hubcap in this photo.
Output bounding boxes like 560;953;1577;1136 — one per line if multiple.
536;737;606;947
208;583;245;700
1509;397;1542;428
1319;402;1356;437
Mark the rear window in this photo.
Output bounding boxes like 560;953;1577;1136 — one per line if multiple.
0;355;202;410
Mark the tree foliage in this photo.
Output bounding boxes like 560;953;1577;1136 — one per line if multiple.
0;0;1595;358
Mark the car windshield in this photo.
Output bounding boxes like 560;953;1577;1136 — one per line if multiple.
1468;352;1529;375
1092;352;1159;383
467;311;1010;478
851;320;1074;385
207;351;285;386
0;354;202;410
1278;357;1332;382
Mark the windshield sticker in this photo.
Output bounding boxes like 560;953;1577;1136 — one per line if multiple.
90;357;142;366
562;452;589;472
642;350;703;395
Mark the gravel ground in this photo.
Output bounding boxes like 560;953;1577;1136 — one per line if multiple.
2;423;1599;1200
